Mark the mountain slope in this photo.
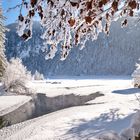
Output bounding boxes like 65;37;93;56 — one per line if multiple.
5;19;140;77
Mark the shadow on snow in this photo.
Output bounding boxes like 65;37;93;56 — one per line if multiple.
64;109;134;139
112;88;140;95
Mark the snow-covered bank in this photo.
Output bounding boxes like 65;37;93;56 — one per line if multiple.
0;96;33;128
0;77;140;140
0;82;104;129
0;93;139;140
0;96;32;116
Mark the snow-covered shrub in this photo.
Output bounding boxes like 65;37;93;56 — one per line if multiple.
33;70;44;80
2;58;32;94
132;63;140;88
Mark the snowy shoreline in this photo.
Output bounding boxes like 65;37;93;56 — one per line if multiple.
47;75;132;80
0;77;140;139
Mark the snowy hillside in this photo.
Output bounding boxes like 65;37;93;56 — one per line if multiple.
5;18;140;76
0;77;140;140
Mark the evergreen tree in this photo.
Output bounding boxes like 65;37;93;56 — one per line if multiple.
34;70;44;80
0;1;7;79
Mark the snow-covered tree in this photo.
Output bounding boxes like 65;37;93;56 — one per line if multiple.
132;62;140;88
0;1;7;79
11;0;140;60
34;70;44;80
2;58;32;94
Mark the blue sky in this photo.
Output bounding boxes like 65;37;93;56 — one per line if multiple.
2;0;26;25
2;0;40;25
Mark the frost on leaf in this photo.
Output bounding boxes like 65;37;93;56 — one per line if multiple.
14;0;140;60
68;18;75;27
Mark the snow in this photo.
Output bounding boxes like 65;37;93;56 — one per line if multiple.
0;96;31;116
0;76;139;140
27;76;132;97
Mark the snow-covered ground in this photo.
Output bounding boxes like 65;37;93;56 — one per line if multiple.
0;76;140;140
27;76;132;97
0;96;31;116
